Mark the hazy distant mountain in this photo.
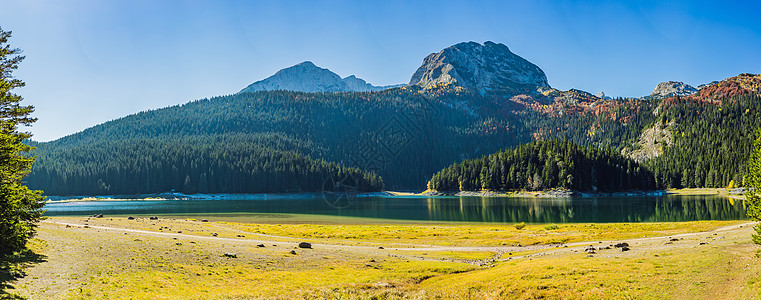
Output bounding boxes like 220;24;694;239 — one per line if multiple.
239;61;400;93
342;75;404;92
409;41;549;93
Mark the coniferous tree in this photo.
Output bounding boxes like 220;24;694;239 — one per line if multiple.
0;27;45;256
744;128;761;245
427;140;655;192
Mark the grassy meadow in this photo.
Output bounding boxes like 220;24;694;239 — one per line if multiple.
1;214;759;299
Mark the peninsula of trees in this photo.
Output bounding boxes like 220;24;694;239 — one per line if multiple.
426;140;655;192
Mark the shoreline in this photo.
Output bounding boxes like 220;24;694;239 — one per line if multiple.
44;191;396;203
419;187;750;198
42;187;750;202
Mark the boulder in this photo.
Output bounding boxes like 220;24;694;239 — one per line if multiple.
298;242;312;249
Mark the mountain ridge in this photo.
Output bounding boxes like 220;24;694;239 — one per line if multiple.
239;61;402;93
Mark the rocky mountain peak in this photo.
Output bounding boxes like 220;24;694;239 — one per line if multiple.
595;91;612;100
408;41;549;93
647;81;697;99
240;61;400;93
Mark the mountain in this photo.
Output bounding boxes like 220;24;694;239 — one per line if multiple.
645;81;697;100
409;41;549;93
29;89;525;194
25;39;761;195
688;73;761;102
342;75;403;92
595;91;612;100
239;61;400;93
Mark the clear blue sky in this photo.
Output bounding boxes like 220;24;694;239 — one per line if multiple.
2;0;760;141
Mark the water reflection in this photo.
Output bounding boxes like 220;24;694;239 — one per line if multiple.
423;195;746;223
44;195;746;223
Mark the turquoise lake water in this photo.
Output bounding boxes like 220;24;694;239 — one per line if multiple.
43;194;747;223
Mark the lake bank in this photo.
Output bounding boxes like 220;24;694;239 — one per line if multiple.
419;187;749;198
42;187;750;203
44;191;396;203
5;216;760;299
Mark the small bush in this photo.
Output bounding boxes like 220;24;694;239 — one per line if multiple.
514;222;526;230
544;224;560;230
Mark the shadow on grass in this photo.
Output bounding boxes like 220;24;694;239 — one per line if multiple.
0;248;47;300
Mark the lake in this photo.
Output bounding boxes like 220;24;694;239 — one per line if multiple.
43;194;747;223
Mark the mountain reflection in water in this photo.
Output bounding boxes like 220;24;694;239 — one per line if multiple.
45;194;746;223
420;195;745;223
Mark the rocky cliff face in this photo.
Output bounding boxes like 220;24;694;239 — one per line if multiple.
623;121;674;163
240;61;399;93
408;41;549;93
646;81;698;99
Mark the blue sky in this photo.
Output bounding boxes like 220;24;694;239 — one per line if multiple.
2;0;760;141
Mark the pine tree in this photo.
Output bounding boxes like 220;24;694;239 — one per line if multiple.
0;27;45;256
744;128;761;245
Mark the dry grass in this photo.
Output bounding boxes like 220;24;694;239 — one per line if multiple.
220;220;741;247
3;216;760;299
417;233;761;299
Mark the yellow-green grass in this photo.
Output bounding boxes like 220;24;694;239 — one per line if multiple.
51;216;743;248
667;188;730;196
220;220;742;247
8;217;760;299
387;250;497;261
416;237;761;299
74;260;476;299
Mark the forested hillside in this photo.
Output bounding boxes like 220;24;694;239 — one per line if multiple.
646;93;761;188
25;65;761;195
28;134;383;195
28;88;528;194
427;139;654;192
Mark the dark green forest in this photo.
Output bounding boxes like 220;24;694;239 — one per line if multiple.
427;139;654;192
27;89;527;194
645;94;761;188
28;134;383;195
520;99;660;151
25;85;761;195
